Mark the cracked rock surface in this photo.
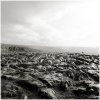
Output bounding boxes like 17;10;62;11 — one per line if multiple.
1;47;99;99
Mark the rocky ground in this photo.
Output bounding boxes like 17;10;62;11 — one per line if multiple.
1;51;99;99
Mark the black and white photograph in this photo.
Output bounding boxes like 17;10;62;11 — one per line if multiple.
1;0;100;99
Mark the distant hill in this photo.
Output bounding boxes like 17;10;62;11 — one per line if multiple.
1;43;42;54
1;43;99;55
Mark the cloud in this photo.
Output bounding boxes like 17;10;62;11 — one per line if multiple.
25;17;66;45
1;0;99;47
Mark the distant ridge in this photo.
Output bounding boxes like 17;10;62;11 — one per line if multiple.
1;43;42;53
1;43;99;55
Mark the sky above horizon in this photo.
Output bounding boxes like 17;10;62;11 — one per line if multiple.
1;0;100;47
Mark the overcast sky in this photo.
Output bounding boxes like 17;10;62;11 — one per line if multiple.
1;0;100;47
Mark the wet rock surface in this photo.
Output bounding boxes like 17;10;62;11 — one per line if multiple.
1;50;99;99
